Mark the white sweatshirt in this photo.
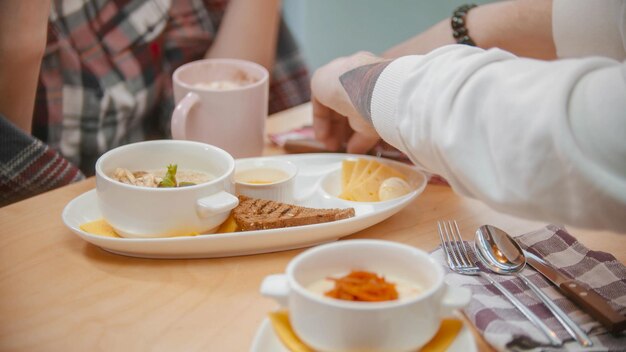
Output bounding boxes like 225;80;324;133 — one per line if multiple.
370;0;626;232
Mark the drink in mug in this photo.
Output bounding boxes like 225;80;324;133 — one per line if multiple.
171;59;269;158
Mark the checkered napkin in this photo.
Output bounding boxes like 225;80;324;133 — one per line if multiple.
431;224;626;351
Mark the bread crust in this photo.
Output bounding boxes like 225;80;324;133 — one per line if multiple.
233;196;355;231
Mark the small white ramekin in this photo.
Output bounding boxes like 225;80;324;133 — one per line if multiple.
234;158;298;203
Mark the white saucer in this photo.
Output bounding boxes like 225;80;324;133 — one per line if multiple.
62;154;427;259
250;315;477;352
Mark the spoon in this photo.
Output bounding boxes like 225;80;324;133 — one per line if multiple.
475;225;593;347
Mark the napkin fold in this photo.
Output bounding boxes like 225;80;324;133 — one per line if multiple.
432;224;626;351
268;310;463;352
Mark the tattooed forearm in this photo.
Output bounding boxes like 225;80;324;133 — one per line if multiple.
339;61;392;124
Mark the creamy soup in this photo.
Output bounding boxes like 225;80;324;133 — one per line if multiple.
111;166;214;188
148;168;214;184
307;272;422;301
235;167;290;185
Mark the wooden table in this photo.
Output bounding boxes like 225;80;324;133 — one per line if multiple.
1;103;624;351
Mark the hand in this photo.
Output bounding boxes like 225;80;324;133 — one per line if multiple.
310;52;386;154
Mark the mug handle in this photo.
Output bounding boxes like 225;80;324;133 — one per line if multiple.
439;283;471;317
171;91;200;140
260;274;290;307
196;191;239;218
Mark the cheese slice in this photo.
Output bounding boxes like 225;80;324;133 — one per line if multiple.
268;310;314;352
341;159;370;199
354;160;380;186
347;159;369;188
420;318;463;352
80;219;120;238
80;219;200;237
347;164;407;202
216;212;239;233
341;160;356;190
343;159;379;193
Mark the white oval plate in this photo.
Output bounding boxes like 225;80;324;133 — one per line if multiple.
249;315;477;352
62;154;427;259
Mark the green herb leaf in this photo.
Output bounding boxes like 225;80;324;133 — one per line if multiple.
158;164;178;188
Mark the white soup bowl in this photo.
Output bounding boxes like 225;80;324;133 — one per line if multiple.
95;140;238;238
260;239;471;352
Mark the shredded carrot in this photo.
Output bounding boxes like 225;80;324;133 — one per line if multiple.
324;270;399;302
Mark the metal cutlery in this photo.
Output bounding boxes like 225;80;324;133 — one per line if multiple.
437;220;562;346
525;250;626;333
474;224;592;346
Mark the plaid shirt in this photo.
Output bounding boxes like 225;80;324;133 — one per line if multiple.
1;0;309;206
1;114;84;207
33;0;310;176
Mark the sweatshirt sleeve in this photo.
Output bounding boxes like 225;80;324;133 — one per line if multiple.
370;45;626;233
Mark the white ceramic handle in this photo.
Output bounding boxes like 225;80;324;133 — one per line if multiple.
260;274;290;307
196;191;239;218
439;283;471;317
171;91;200;140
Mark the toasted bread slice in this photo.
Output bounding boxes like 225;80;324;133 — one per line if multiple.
233;196;355;231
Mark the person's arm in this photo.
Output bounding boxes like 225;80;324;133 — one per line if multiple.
552;0;626;60
205;0;282;71
0;0;51;133
314;48;626;232
383;0;556;60
312;1;626;232
0;114;84;206
364;47;626;232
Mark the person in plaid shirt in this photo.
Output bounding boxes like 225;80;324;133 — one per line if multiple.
0;0;310;207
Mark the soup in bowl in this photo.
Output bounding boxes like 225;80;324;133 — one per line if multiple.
95;140;238;238
260;240;471;351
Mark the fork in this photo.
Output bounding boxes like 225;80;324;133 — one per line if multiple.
437;220;562;346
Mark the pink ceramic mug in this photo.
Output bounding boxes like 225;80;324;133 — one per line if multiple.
171;59;269;158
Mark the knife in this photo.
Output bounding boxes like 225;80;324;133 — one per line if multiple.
524;250;626;333
283;139;410;161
